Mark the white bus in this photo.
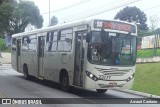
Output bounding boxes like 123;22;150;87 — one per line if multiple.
12;19;137;93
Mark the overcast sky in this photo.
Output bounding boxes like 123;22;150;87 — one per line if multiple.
30;0;160;28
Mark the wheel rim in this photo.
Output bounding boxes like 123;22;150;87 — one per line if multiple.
24;72;26;78
23;66;28;79
62;77;69;90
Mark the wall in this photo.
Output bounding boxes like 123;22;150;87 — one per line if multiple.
1;52;11;64
136;56;160;63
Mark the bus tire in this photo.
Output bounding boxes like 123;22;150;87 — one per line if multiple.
96;89;107;94
23;64;30;80
61;74;70;92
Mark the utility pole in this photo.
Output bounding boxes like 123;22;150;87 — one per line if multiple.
49;0;50;26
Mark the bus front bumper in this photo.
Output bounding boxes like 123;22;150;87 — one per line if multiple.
83;77;134;90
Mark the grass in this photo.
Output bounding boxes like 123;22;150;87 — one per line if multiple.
137;48;160;58
132;63;160;96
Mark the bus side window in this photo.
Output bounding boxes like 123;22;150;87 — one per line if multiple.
22;37;29;50
28;35;37;51
46;31;58;52
51;31;58;51
58;29;73;52
46;33;49;42
48;32;53;51
57;31;61;40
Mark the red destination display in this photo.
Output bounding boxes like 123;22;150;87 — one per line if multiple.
94;20;136;33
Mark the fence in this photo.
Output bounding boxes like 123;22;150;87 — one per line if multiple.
137;30;160;59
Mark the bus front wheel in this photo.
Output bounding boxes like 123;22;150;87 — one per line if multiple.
61;74;70;92
96;89;107;94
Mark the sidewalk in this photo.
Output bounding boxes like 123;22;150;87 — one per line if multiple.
114;89;160;99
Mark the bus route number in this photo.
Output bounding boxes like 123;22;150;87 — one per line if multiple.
99;75;111;80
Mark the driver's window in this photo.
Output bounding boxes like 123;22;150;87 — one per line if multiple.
91;32;102;43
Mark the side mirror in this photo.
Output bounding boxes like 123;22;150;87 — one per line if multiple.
86;32;91;42
128;32;131;36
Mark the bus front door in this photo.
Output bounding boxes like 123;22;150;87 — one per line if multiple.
17;39;21;71
74;31;86;87
38;36;45;78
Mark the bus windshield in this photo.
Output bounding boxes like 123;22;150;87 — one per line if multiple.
87;31;137;66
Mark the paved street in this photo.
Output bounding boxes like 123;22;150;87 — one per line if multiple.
0;64;159;107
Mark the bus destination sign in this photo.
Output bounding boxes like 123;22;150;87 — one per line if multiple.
94;20;136;33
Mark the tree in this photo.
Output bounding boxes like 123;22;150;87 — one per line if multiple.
0;0;17;5
0;38;7;51
9;1;43;34
0;1;43;37
0;3;14;37
114;6;148;30
50;16;58;26
149;15;160;31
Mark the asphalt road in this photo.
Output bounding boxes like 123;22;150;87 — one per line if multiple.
0;64;159;107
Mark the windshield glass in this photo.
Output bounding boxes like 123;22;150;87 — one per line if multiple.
87;31;137;66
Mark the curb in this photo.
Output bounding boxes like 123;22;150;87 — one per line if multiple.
114;89;160;99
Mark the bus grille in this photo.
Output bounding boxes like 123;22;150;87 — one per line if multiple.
95;67;131;76
98;84;124;88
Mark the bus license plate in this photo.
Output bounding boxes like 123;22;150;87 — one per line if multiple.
99;75;111;80
109;82;117;87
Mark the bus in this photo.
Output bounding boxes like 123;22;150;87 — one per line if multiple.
12;19;137;93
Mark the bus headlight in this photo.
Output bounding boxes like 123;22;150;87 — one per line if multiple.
126;74;134;82
86;71;98;81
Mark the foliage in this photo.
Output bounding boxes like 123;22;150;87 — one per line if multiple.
0;1;43;37
50;16;58;26
0;0;17;4
0;3;14;36
2;47;11;52
149;15;160;31
137;30;154;44
132;63;160;96
10;1;43;34
155;27;160;32
114;6;148;31
0;38;7;51
137;28;160;44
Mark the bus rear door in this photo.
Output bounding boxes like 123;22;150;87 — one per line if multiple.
38;36;45;78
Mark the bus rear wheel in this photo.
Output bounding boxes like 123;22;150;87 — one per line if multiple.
61;74;70;92
23;65;30;80
96;89;107;94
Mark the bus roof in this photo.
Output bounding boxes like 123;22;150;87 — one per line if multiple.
12;18;136;38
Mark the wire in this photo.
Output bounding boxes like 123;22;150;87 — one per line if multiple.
43;0;122;24
41;0;91;14
58;0;142;23
58;0;122;22
144;4;160;11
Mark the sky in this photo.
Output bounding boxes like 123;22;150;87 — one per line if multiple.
30;0;160;28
